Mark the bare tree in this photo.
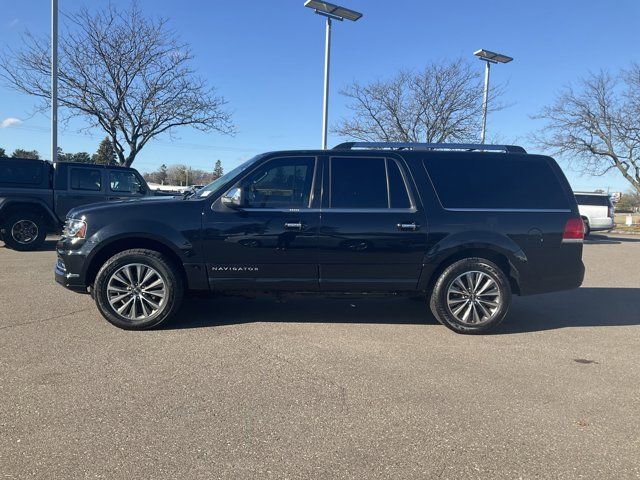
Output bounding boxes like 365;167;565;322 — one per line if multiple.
333;59;504;144
534;65;640;194
0;3;233;167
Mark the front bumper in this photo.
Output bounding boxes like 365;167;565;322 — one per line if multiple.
54;238;92;293
55;259;87;292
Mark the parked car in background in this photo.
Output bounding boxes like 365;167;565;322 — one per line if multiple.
574;191;615;236
0;157;154;250
55;142;585;334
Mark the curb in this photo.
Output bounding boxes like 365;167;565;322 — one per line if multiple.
610;229;640;235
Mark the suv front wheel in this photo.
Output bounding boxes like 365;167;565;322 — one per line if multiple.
94;249;184;330
430;257;511;334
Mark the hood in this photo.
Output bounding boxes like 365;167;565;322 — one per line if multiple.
67;195;189;219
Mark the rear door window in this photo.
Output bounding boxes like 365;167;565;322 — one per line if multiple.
329;157;413;209
424;155;569;210
387;159;412;208
70;168;102;191
330;157;388;208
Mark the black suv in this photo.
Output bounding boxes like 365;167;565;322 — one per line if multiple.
55;143;585;334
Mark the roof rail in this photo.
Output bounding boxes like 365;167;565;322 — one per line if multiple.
332;142;527;154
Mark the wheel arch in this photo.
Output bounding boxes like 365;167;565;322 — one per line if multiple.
420;246;522;296
0;199;59;230
84;237;188;288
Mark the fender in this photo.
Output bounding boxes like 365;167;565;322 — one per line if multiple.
86;218;199;263
0;197;60;226
417;230;528;290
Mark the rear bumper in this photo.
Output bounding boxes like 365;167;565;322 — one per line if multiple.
518;260;585;296
588;218;614;231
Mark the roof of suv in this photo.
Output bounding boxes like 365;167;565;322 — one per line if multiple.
261;143;531;158
332;142;527;154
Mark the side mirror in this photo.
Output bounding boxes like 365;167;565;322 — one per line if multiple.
221;187;243;209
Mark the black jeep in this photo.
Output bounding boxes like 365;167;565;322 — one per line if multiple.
0;157;154;250
55;143;585;334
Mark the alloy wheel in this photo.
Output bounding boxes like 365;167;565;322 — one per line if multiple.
106;263;167;321
446;270;501;325
11;220;39;245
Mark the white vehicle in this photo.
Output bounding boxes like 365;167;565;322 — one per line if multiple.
574;192;615;236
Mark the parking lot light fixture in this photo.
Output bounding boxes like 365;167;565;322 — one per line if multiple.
304;0;363;150
474;49;513;144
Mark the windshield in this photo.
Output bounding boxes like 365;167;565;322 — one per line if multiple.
195;155;263;198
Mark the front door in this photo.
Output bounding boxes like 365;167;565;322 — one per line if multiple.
201;155;320;291
318;155;428;291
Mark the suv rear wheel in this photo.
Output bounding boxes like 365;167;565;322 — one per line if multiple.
94;249;184;330
2;212;47;251
430;257;511;334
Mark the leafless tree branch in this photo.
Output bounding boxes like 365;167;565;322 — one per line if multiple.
333;59;505;144
0;2;234;166
533;65;640;194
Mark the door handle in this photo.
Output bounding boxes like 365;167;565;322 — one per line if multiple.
397;222;419;231
284;222;303;231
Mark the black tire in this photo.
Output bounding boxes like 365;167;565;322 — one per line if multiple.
2;211;47;251
94;249;184;330
429;257;511;334
582;218;591;237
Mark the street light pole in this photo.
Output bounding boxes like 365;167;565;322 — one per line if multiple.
473;49;513;145
480;60;490;144
51;0;58;163
321;16;332;150
304;1;362;150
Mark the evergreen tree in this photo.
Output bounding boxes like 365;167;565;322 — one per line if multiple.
213;159;224;180
92;137;117;165
0;147;6;157
11;149;40;159
58;148;91;163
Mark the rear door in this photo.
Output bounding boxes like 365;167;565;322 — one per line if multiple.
54;166;107;218
317;155;428;291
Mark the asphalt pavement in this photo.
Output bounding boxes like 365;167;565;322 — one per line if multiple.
1;234;639;479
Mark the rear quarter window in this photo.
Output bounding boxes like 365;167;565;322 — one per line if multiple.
575;194;611;207
0;160;44;186
423;154;570;210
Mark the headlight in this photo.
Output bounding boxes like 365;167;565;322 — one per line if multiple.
62;218;87;239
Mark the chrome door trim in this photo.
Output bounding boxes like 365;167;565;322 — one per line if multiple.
444;208;572;213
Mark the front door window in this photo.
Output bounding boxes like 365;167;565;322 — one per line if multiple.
240;157;315;209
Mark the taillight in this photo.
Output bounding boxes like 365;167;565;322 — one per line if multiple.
562;218;584;243
608;206;614;219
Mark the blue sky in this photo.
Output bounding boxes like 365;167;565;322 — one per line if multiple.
0;0;638;192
